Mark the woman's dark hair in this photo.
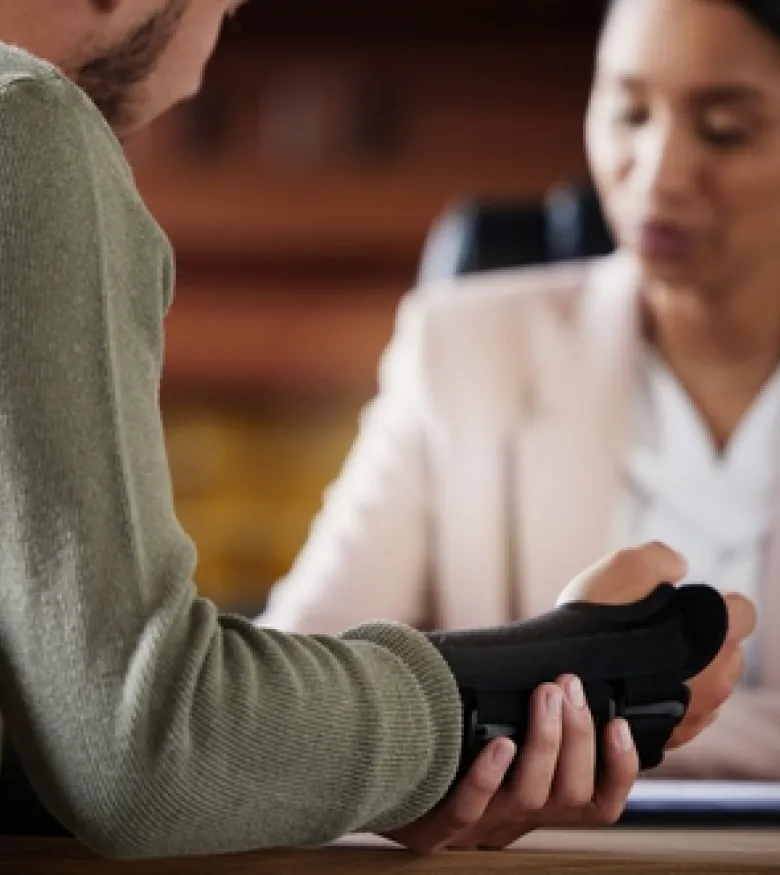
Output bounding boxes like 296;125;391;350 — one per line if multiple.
605;0;780;43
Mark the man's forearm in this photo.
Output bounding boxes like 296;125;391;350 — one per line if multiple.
0;68;463;858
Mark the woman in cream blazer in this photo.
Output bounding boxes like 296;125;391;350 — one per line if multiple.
260;0;780;778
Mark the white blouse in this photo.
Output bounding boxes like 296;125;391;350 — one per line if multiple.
609;349;780;683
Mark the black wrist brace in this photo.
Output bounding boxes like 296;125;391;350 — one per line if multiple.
427;584;728;777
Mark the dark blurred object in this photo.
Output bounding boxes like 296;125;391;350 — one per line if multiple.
417;185;614;284
0;742;70;836
231;0;608;39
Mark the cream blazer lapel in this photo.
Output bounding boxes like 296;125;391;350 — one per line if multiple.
432;255;641;628
431;274;528;630
513;254;642;619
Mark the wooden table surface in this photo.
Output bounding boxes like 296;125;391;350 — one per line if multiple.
0;829;778;875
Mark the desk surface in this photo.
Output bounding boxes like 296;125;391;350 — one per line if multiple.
0;830;778;874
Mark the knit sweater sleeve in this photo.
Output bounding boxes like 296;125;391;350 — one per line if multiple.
0;65;461;858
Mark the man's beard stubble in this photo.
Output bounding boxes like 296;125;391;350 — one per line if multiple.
75;0;188;132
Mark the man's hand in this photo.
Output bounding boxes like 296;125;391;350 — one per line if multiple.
385;674;639;854
556;541;756;751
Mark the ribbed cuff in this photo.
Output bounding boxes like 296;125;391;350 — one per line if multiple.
340;621;463;831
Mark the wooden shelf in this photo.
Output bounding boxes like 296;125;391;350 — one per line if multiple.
125;28;601;398
131;40;594;263
163;275;402;399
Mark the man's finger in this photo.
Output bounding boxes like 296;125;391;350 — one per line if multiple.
461;685;564;850
588;719;639;825
506;683;564;814
549;676;596;810
411;737;515;853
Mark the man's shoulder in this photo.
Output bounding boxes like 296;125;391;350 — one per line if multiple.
0;42;75;117
0;42;60;86
0;43;119;162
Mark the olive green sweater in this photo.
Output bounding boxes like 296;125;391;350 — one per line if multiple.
0;44;462;858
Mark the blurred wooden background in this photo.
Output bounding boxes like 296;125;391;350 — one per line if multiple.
126;0;607;612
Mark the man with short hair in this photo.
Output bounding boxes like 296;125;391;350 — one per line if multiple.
0;0;752;859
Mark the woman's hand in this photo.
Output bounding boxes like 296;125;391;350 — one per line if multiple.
557;541;756;751
387;541;753;854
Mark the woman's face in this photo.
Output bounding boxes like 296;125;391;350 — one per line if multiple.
586;0;780;290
